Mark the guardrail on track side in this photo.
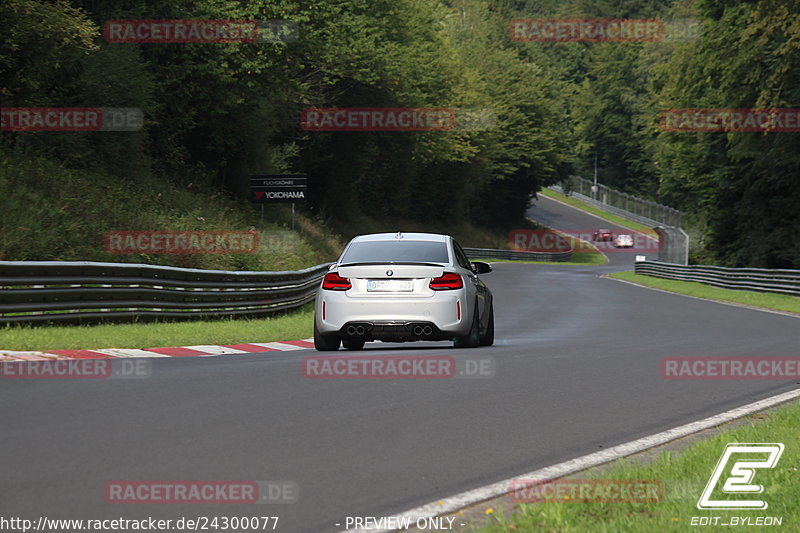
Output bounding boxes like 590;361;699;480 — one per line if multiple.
0;261;334;325
464;247;572;262
1;249;566;324
634;260;800;296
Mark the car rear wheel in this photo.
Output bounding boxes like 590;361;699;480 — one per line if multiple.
314;320;340;351
342;338;365;350
454;301;480;348
480;303;494;346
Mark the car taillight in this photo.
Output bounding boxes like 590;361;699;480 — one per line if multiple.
429;272;463;290
322;272;351;290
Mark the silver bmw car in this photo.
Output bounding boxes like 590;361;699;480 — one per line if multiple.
314;232;494;350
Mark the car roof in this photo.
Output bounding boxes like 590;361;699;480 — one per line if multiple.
350;232;449;243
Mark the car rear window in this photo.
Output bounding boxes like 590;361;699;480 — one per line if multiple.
341;240;449;264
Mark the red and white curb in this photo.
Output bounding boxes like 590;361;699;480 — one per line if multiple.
0;338;315;362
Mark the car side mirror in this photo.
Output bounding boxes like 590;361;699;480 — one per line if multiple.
471;261;492;274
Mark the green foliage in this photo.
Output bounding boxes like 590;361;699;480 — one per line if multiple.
0;154;337;270
502;0;800;267
2;0;797;266
0;0;97;102
2;0;573;252
652;0;800;267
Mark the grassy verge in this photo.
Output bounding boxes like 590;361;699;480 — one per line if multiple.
483;254;605;266
560;231;607;265
609;271;800;315
482;247;606;266
0;306;314;351
0;155;341;270
477;400;800;532
496;223;607;266
538;188;658;238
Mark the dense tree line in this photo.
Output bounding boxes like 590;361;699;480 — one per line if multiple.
1;0;571;234
502;0;800;267
2;0;798;266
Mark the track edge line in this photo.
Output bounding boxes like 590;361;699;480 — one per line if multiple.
352;388;800;533
603;274;800;319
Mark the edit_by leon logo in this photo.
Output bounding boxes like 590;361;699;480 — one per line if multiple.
697;443;784;510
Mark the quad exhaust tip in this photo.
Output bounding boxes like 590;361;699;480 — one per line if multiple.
345;323;434;337
346;324;367;336
412;325;434;337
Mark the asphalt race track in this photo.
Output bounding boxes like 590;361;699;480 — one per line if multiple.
2;195;799;532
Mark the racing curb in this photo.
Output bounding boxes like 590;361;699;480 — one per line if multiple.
0;338;315;361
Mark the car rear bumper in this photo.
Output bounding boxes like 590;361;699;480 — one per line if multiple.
315;291;471;338
339;320;452;342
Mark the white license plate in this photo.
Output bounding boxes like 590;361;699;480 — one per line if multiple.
367;279;413;292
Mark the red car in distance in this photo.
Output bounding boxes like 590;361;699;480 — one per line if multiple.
593;229;614;242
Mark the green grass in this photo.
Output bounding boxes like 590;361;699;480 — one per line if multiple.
0;154;341;270
567;251;607;265
559;230;607;265
609;271;800;315
0;306;314;351
483;251;606;266
477;400;800;532
499;225;607;266
539;188;658;238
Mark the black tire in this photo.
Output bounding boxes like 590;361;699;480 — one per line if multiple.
314;320;340;351
480;303;494;346
454;301;480;348
342;338;365;350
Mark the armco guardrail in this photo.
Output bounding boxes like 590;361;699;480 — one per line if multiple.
464;247;572;262
0;250;566;324
634;260;800;296
0;260;333;324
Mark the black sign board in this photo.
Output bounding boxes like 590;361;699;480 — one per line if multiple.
250;174;307;203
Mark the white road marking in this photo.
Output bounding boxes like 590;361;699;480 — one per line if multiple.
250;342;308;351
349;387;800;533
0;351;56;360
1;337;316;364
182;345;248;356
92;348;171;358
